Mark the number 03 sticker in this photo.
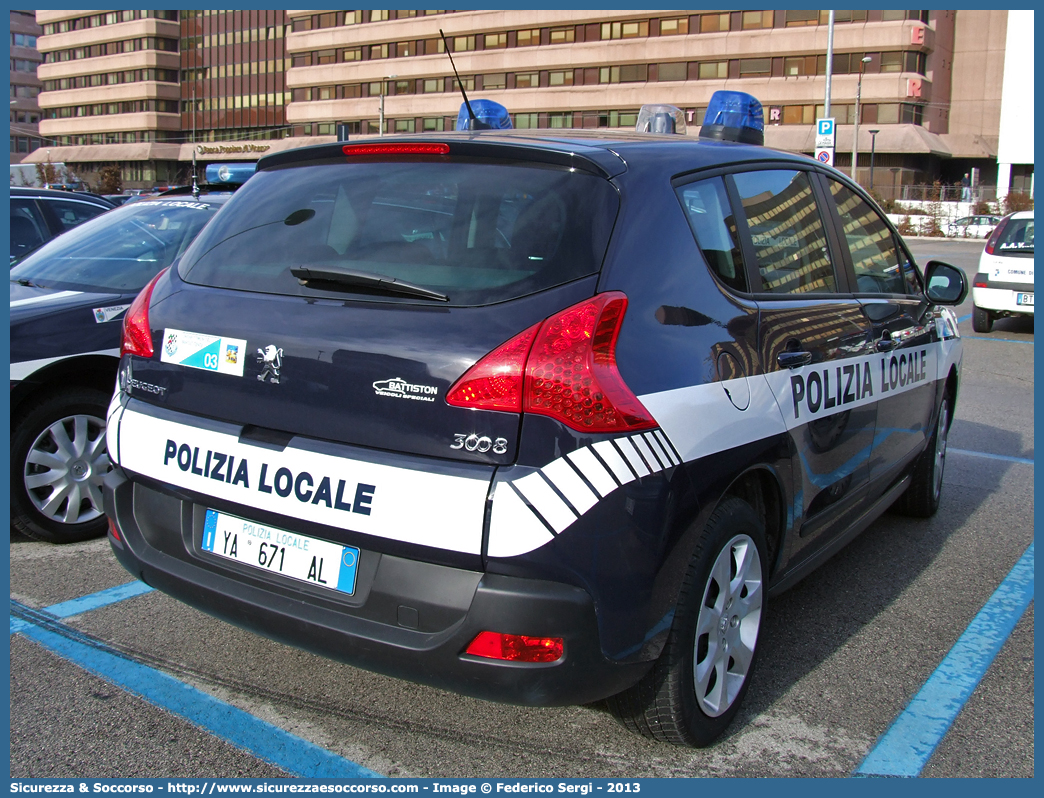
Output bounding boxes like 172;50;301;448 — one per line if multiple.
451;433;508;454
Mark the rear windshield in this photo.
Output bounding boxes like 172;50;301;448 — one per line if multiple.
10;199;220;293
995;217;1033;256
178;160;619;306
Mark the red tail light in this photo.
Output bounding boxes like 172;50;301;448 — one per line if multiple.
447;292;656;433
465;631;564;663
984;216;1011;255
342;143;450;157
120;268;167;358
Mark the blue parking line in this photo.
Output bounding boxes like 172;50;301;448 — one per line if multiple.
11;600;382;779
963;335;1034;344
948;448;1034;466
44;580;155;619
956;313;971;323
854;543;1034;777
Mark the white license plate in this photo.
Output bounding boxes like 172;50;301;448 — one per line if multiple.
1017;292;1034;306
202;509;359;595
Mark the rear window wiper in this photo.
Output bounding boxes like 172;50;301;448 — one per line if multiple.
290;265;449;302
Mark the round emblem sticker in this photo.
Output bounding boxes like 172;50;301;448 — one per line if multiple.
342;549;357;568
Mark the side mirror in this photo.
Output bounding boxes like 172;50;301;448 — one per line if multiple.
923;260;968;305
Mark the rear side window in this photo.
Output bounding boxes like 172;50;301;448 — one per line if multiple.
732;170;836;294
826;180;906;294
10;199;49;259
44;198;108;231
675;177;747;292
996;217;1034;256
180;160;620;306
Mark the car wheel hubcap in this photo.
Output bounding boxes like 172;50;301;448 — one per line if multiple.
933;400;949;500
24;413;111;526
693;533;763;718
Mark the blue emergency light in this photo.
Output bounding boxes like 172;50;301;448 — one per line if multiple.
699;91;765;146
636;104;686;135
204;162;257;185
456;99;513;131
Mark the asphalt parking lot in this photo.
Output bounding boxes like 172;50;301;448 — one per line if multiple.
9;239;1034;779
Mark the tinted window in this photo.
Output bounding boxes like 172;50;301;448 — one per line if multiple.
44;197;109;231
10;199;49;260
733;170;836;294
10;200;221;293
827;180;906;294
179;161;620;306
995;217;1034;257
676;177;747;292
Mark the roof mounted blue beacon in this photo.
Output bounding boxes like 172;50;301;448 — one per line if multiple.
456;99;513;131
699;91;764;146
204;162;257;185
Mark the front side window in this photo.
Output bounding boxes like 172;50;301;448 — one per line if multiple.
827;181;906;294
733;170;836;294
675;178;747;292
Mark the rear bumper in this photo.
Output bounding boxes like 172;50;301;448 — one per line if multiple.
104;467;650;706
972;280;1034;315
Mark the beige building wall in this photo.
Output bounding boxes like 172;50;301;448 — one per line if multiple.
943;9;1007;159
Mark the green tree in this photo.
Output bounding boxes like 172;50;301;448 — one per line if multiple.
97;165;123;194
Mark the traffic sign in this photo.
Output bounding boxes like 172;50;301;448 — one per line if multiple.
815;118;836;149
815;148;834;166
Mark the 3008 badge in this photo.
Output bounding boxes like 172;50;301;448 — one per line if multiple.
451;434;508;454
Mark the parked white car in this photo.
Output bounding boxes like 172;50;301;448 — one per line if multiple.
948;215;1001;238
972;210;1034;332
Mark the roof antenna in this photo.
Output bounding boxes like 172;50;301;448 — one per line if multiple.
439;29;490;130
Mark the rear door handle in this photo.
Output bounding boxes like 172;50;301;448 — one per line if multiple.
777;350;813;369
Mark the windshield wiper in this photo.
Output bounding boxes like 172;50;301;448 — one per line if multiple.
291;265;448;302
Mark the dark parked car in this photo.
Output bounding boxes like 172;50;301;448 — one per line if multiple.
102;93;968;746
10;193;232;544
10;186;115;264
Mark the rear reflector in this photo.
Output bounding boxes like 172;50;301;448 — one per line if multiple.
465;631;564;663
447;292;657;433
108;518;121;543
974;281;988;288
984;216;1011;255
342;143;450;157
120;268;167;358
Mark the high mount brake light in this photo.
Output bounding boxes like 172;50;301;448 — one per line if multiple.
984;216;1011;255
447;292;657;433
342;143;450;157
464;631;564;663
120;268;167;358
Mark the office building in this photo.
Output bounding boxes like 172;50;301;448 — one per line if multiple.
10;9;43;164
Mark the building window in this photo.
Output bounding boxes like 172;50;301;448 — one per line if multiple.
548;70;574;86
452;36;476;52
657;62;687;81
397;41;415;57
370;44;389;59
600;64;648;83
549;27;575;44
485;32;507;49
515;73;538;88
782;105;814;125
513;112;539;129
483;73;507;90
698;61;727;80
784;56;818;76
602;20;648;39
423;117;444;131
742;11;773;29
292;54;312;67
880;51;903;73
876;104;900;124
394;119;416;133
516;28;540;46
700;13;730;33
424;38;445;55
422;78;441;93
785;10;820;27
549;112;573;129
316;50;336;65
342;47;362;62
823;10;868;23
659;17;689;35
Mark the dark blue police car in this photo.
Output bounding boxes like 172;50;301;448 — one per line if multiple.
103;94;968;745
11;193;232;544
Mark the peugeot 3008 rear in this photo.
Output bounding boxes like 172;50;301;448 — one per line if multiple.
104;138;668;704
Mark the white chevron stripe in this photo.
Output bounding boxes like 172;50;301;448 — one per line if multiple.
512;471;577;533
591;440;637;485
566;447;617;498
616;437;651;477
488;483;554;558
542;458;599;516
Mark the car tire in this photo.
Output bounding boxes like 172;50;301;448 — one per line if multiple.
607;496;766;747
11;388;113;544
972;305;993;333
893;394;951;518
